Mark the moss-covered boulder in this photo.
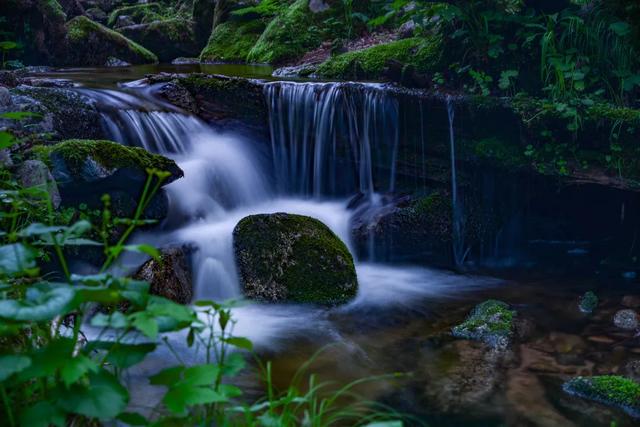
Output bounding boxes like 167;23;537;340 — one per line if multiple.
452;300;516;349
64;16;158;66
34;139;182;219
563;376;640;418
315;37;442;81
233;213;358;305
107;3;165;27
120;19;200;62
247;0;322;65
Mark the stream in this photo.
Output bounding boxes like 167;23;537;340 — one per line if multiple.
39;65;640;426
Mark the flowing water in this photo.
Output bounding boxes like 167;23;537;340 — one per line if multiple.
47;67;640;426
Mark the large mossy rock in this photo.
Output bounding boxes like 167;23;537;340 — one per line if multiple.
199;20;264;63
64;16;158;66
34;139;182;219
119;19;200;62
246;0;322;65
233;213;358;305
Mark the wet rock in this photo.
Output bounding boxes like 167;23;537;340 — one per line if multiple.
134;246;193;304
398;20;416;39
272;64;318;78
16;160;61;209
86;6;108;23
309;0;330;13
10;86;105;140
622;295;640;309
35;139;182;220
0;71;19;88
452;300;515;349
233;213;358;306
624;360;640;382
563;375;640;418
64;16;158;66
114;15;134;28
155;82;198;114
578;291;598;313
613;309;639;330
0;150;12;168
105;57;131;67
0;87;11;107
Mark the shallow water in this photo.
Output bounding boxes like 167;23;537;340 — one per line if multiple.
44;67;640;426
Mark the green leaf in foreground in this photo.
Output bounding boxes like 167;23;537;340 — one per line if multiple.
0;243;37;277
58;371;128;420
0;354;31;381
0;286;76;321
20;401;66;427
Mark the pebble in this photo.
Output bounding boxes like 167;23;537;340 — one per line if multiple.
613;309;639;330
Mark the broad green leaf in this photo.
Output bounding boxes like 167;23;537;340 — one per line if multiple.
610;21;631;37
0;41;17;50
20;401;66;427
17;339;74;381
163;385;222;415
181;364;220;387
0;354;31;381
122;244;161;261
0;286;75;321
0;243;37;277
58;371;128;420
223;336;253;351
364;422;403;427
102;342;156;369
150;366;185;386
221;352;246;377
60;354;98;387
0;131;17;150
91;311;129;329
131;312;158;339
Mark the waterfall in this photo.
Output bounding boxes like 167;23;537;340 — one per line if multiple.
264;81;400;198
447;97;465;267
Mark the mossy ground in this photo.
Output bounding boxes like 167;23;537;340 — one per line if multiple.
66;16;158;65
107;3;164;27
33;139;178;177
452;300;515;349
563;376;640;418
315;37;442;80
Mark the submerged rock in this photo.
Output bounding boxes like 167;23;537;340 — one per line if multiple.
452;300;516;349
563;376;640;418
64;16;158;66
578;291;598;314
233;213;358;305
134;246;193;304
613;309;639;330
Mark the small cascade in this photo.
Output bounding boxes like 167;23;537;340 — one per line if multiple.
264;81;400;198
447;97;465;267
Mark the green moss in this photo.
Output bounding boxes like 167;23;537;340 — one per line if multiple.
199;20;264;62
38;0;66;20
233;213;357;306
578;291;598;313
33;139;178;177
471;137;527;168
452;300;515;349
587;103;640;124
563;376;640;418
247;0;321;64
315;37;442;80
66;16;158;64
107;3;163;27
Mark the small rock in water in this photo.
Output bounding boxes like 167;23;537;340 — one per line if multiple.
16;160;61;208
613;309;639;330
578;291;598;313
0;86;12;107
451;299;515;349
105;57;131;67
134;246;193;304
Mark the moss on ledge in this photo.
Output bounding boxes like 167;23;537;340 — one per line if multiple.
65;16;158;65
34;139;180;179
107;3;163;27
563;376;640;418
315;37;442;80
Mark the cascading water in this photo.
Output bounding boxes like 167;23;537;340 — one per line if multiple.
264;81;400;198
447;97;465;268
